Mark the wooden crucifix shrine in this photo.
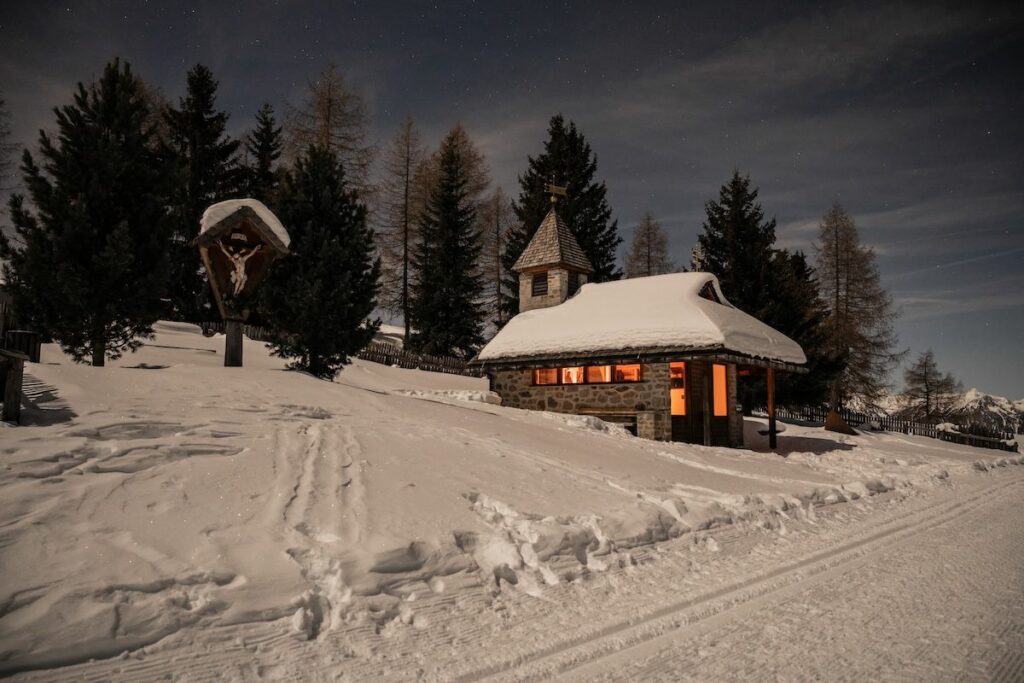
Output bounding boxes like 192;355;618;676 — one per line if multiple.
197;199;290;367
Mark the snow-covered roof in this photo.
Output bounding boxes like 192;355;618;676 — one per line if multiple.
200;198;291;249
476;272;806;365
512;206;592;273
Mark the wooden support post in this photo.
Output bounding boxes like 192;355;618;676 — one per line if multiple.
767;367;777;450
224;320;243;367
1;350;27;424
702;361;712;447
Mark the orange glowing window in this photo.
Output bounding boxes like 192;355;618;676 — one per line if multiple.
670;362;687;415
586;365;611;383
561;367;585;384
613;364;642;382
533;368;559;385
713;364;728;416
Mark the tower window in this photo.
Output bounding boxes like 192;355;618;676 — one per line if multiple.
532;272;548;296
568;271;580;295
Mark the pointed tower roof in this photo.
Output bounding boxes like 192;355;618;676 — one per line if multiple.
513;207;593;273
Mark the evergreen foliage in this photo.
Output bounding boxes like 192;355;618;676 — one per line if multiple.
697;172;840;408
244;103;284;204
625;211;673;277
697;171;776;317
815;203;904;410
409;129;485;358
901;349;962;422
503;114;621;318
260;145;380;379
0;59;169;366
163;63;241;322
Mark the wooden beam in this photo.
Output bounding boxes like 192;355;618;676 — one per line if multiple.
767;367;777;450
702;361;712;447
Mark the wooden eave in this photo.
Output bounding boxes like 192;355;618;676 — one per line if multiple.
469;346;807;374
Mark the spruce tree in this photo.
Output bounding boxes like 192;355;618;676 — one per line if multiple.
163;63;240;322
260;145;380;379
625;212;673;278
409;130;485;358
244;103;284;204
503;114;621;319
0;59;169;366
697;171;776;317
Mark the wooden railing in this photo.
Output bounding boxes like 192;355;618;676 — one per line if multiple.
758;405;1018;453
199;322;481;378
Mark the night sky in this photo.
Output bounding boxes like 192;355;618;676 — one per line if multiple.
2;1;1022;397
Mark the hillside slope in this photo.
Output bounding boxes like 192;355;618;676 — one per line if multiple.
1;322;1019;677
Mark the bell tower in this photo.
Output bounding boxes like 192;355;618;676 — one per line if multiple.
512;185;593;313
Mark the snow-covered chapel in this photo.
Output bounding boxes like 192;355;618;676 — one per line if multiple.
471;204;807;447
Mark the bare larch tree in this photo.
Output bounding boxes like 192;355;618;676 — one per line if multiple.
286;63;375;195
815;203;904;412
478;186;515;326
625;211;673;278
377;117;427;342
900;349;962;422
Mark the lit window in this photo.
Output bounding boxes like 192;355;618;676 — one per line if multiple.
713;363;728;416
561;367;585;384
614;364;642;382
534;368;558;385
586;365;611;383
532;272;548;297
670;362;687;415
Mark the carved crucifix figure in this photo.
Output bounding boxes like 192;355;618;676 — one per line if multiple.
217;240;263;296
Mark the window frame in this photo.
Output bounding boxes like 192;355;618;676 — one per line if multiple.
531;363;644;386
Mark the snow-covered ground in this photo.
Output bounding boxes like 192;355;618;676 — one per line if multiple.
1;322;1021;680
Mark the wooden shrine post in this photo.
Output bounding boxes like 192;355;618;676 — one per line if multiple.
767;367;777;450
197;200;289;367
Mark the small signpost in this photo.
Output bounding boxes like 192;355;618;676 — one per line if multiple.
197;199;290;367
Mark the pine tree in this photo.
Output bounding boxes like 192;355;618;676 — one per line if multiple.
244;103;284;204
503;114;621;318
901;349;961;423
0;59;169;366
260;145;380;379
163;63;241;322
625;212;673;278
377;117;427;342
409;129;485;358
697;171;776;317
286;63;374;196
767;251;843;406
815;203;903;411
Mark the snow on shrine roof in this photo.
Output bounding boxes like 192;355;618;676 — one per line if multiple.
200;198;291;249
476;272;806;365
512;206;592;273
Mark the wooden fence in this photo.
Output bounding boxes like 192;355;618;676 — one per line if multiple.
198;321;481;377
760;405;1018;453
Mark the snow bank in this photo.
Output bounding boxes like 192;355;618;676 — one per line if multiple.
199;198;291;248
476;272;806;364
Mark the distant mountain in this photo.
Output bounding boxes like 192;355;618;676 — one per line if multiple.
881;388;1023;434
948;388;1023;434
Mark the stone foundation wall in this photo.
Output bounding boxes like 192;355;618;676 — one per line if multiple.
491;363;671;441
